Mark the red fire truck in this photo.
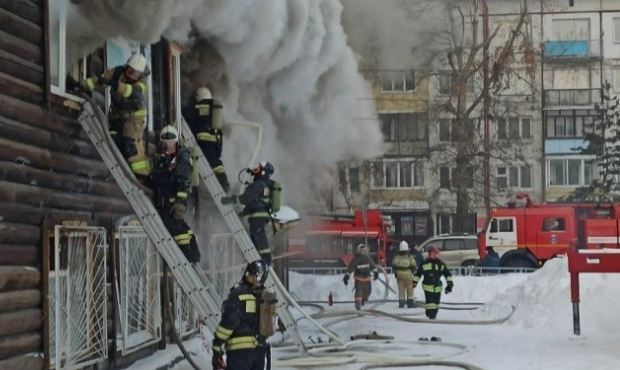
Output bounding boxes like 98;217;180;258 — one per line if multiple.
287;210;392;268
478;193;620;268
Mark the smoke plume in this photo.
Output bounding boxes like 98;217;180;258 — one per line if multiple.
67;0;383;209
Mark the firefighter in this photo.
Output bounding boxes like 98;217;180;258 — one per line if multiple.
343;244;385;310
413;247;453;319
221;161;281;265
391;240;417;308
80;53;151;177
150;125;200;263
212;260;270;370
183;87;230;191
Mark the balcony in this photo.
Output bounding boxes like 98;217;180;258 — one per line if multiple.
544;139;589;155
543;40;601;60
543;88;602;109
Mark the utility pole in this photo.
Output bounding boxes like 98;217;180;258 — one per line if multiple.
482;0;491;218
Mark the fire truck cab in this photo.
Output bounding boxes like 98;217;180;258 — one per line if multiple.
479;195;620;268
288;210;391;268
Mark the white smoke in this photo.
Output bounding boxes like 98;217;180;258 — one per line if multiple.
68;0;383;208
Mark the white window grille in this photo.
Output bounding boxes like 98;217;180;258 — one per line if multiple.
49;225;108;370
173;281;200;337
116;226;162;355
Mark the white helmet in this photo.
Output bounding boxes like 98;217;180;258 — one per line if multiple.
399;240;409;252
195;86;212;101
159;125;179;154
126;53;147;74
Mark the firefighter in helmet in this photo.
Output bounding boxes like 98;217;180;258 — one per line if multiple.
221;161;281;265
80;53;151;177
413;246;453;319
391;240;417;308
183;86;230;191
343;244;385;310
150;125;200;263
212;260;270;370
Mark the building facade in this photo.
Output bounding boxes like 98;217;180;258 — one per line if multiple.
335;0;620;243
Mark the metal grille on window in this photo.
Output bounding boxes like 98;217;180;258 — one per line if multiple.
117;226;162;355
173;280;200;337
49;225;108;370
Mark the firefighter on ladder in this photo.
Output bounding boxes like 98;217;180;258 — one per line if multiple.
80;53;151;177
413;246;453;319
212;260;276;370
184;86;230;191
150;125;201;263
221;161;281;265
343;244;386;310
392;240;417;308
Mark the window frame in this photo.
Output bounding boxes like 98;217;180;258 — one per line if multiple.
380;70;416;92
613;17;620;44
546;156;598;187
371;160;424;189
48;0;83;101
497;117;532;140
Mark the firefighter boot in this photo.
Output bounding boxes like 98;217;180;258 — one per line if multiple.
398;300;406;308
407;299;415;308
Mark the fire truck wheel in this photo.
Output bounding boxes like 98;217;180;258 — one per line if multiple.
502;255;536;270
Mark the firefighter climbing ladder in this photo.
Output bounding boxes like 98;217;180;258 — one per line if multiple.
78;97;342;354
78;99;222;333
179;117;344;348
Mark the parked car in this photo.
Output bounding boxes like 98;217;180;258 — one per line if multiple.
416;234;480;269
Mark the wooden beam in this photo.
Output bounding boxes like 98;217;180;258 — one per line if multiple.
0;201;43;225
0;352;43;370
0;309;41;336
0;245;38;266
0;266;40;292
0;1;41;25
0;49;42;86
0;290;40;313
0;332;41;361
0;136;109;179
0;71;43;105
0;161;123;199
0;222;40;245
0;29;41;64
0;180;132;214
0;7;42;46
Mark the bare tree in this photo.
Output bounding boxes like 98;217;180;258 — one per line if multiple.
428;0;529;232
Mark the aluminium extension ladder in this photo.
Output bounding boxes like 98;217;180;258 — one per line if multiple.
179;118;345;350
78;98;223;333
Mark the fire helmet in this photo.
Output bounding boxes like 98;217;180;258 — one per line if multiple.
399;240;409;252
126;53;147;74
159;125;179;154
356;243;368;254
244;260;268;285
428;246;440;257
251;161;274;178
195;86;212;101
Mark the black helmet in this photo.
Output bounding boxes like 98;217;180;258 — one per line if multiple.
251;161;274;178
244;260;268;285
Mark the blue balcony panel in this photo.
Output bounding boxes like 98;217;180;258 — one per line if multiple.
545;138;589;154
544;41;589;58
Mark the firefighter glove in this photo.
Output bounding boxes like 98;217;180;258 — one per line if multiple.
445;282;453;294
211;352;226;370
373;271;379;281
98;76;118;90
171;201;186;220
221;195;236;205
342;274;350;286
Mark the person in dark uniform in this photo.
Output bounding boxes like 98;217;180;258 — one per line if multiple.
183;86;230;191
212;260;269;370
150;125;200;263
221;161;280;264
343;244;385;310
413;246;453;319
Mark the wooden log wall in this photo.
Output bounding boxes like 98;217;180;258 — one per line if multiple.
0;1;139;368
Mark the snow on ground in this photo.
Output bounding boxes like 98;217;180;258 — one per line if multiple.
134;258;619;370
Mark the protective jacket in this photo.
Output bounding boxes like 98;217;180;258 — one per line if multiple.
392;252;417;280
347;254;377;279
413;257;453;293
213;282;265;354
239;176;275;219
150;148;192;209
184;98;229;190
82;66;150;175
